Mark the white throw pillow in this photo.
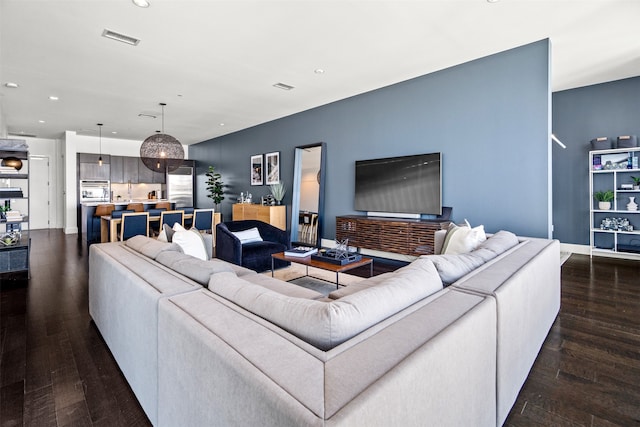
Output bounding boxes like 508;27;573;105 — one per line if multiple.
172;228;209;260
441;220;486;255
231;227;263;244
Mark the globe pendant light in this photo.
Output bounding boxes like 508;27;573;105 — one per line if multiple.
139;103;184;173
97;123;103;166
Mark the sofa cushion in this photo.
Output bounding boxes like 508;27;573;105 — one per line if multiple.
157;223;176;243
173;228;210;261
155;251;236;286
328;257;442;300
232;227;263;244
208;258;443;350
441;222;486;255
423;230;520;285
125;235;181;259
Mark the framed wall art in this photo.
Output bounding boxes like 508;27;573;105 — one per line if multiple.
251;154;263;186
265;151;280;185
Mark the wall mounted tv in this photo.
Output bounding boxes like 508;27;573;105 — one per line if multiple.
354;152;441;217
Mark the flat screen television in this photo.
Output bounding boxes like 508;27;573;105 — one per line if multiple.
354;152;441;216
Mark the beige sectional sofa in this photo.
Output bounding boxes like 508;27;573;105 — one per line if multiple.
88;231;560;426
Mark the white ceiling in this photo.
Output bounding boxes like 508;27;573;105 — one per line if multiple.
1;0;639;145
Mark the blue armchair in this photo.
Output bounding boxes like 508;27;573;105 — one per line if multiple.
216;220;290;272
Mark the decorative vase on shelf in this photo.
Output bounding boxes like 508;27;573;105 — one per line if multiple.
627;196;638;211
598;201;611;210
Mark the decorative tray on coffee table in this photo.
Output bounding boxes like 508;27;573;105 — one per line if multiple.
311;248;362;265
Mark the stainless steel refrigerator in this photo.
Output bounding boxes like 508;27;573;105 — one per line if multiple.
166;164;194;208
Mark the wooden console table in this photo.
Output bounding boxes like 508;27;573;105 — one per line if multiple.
336;215;450;256
232;204;286;230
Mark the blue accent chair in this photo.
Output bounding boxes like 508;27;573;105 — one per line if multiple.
216;220;290;273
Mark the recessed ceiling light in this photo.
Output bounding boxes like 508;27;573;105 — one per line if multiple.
4;82;19;88
112;131;118;134
132;0;150;8
38;120;45;123
49;96;59;101
314;69;325;74
273;82;295;91
219;123;225;126
102;29;141;46
487;0;500;3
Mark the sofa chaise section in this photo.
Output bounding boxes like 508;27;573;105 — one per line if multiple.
450;237;560;426
157;287;497;426
89;241;203;425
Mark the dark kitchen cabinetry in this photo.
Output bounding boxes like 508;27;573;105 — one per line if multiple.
78;153;110;180
137;158;154;184
108;155;165;184
124;157;139;183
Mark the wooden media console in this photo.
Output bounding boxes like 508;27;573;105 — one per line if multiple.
336;215;451;256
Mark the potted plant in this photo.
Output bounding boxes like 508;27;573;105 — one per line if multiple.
631;176;640;190
205;166;224;210
593;190;615;210
270;182;286;205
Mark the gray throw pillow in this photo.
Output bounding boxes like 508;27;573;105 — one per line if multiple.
163;223;176;242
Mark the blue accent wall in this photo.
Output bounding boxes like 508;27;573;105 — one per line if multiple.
190;39;551;240
552;76;640;245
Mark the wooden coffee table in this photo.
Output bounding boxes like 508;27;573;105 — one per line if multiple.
271;251;373;289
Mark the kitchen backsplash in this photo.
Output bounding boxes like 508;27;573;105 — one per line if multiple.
111;183;162;201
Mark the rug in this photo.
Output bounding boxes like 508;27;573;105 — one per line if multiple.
264;263;364;296
288;276;341;297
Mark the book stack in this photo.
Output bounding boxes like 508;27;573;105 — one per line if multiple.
284;246;318;257
0;187;23;198
4;210;22;222
0;166;18;174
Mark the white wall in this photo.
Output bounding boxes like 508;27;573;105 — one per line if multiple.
63;131;189;234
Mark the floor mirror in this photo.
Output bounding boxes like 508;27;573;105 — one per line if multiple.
290;142;326;247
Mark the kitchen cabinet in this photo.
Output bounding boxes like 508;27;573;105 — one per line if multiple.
78;153;110;180
109;155;165;184
232;204;286;230
137;158;154;184
110;155;124;183
124;157;139;183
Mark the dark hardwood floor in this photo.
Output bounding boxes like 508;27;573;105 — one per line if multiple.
1;230;639;426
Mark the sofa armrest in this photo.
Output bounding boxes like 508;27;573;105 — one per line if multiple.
434;229;447;255
257;222;291;248
215;223;243;265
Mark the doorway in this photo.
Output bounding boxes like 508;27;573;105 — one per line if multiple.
29;155;51;229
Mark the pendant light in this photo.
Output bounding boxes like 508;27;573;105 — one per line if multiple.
139;103;184;173
97;123;103;166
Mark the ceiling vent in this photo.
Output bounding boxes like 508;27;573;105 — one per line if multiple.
102;29;141;46
273;82;295;91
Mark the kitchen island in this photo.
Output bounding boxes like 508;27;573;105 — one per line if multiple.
80;200;174;244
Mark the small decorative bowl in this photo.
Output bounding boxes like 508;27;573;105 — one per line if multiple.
0;233;19;246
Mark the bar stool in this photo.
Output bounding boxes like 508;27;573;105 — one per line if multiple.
154;201;171;210
126;203;144;213
92;204;115;243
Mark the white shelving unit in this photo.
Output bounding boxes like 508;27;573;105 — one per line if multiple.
589;147;640;259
